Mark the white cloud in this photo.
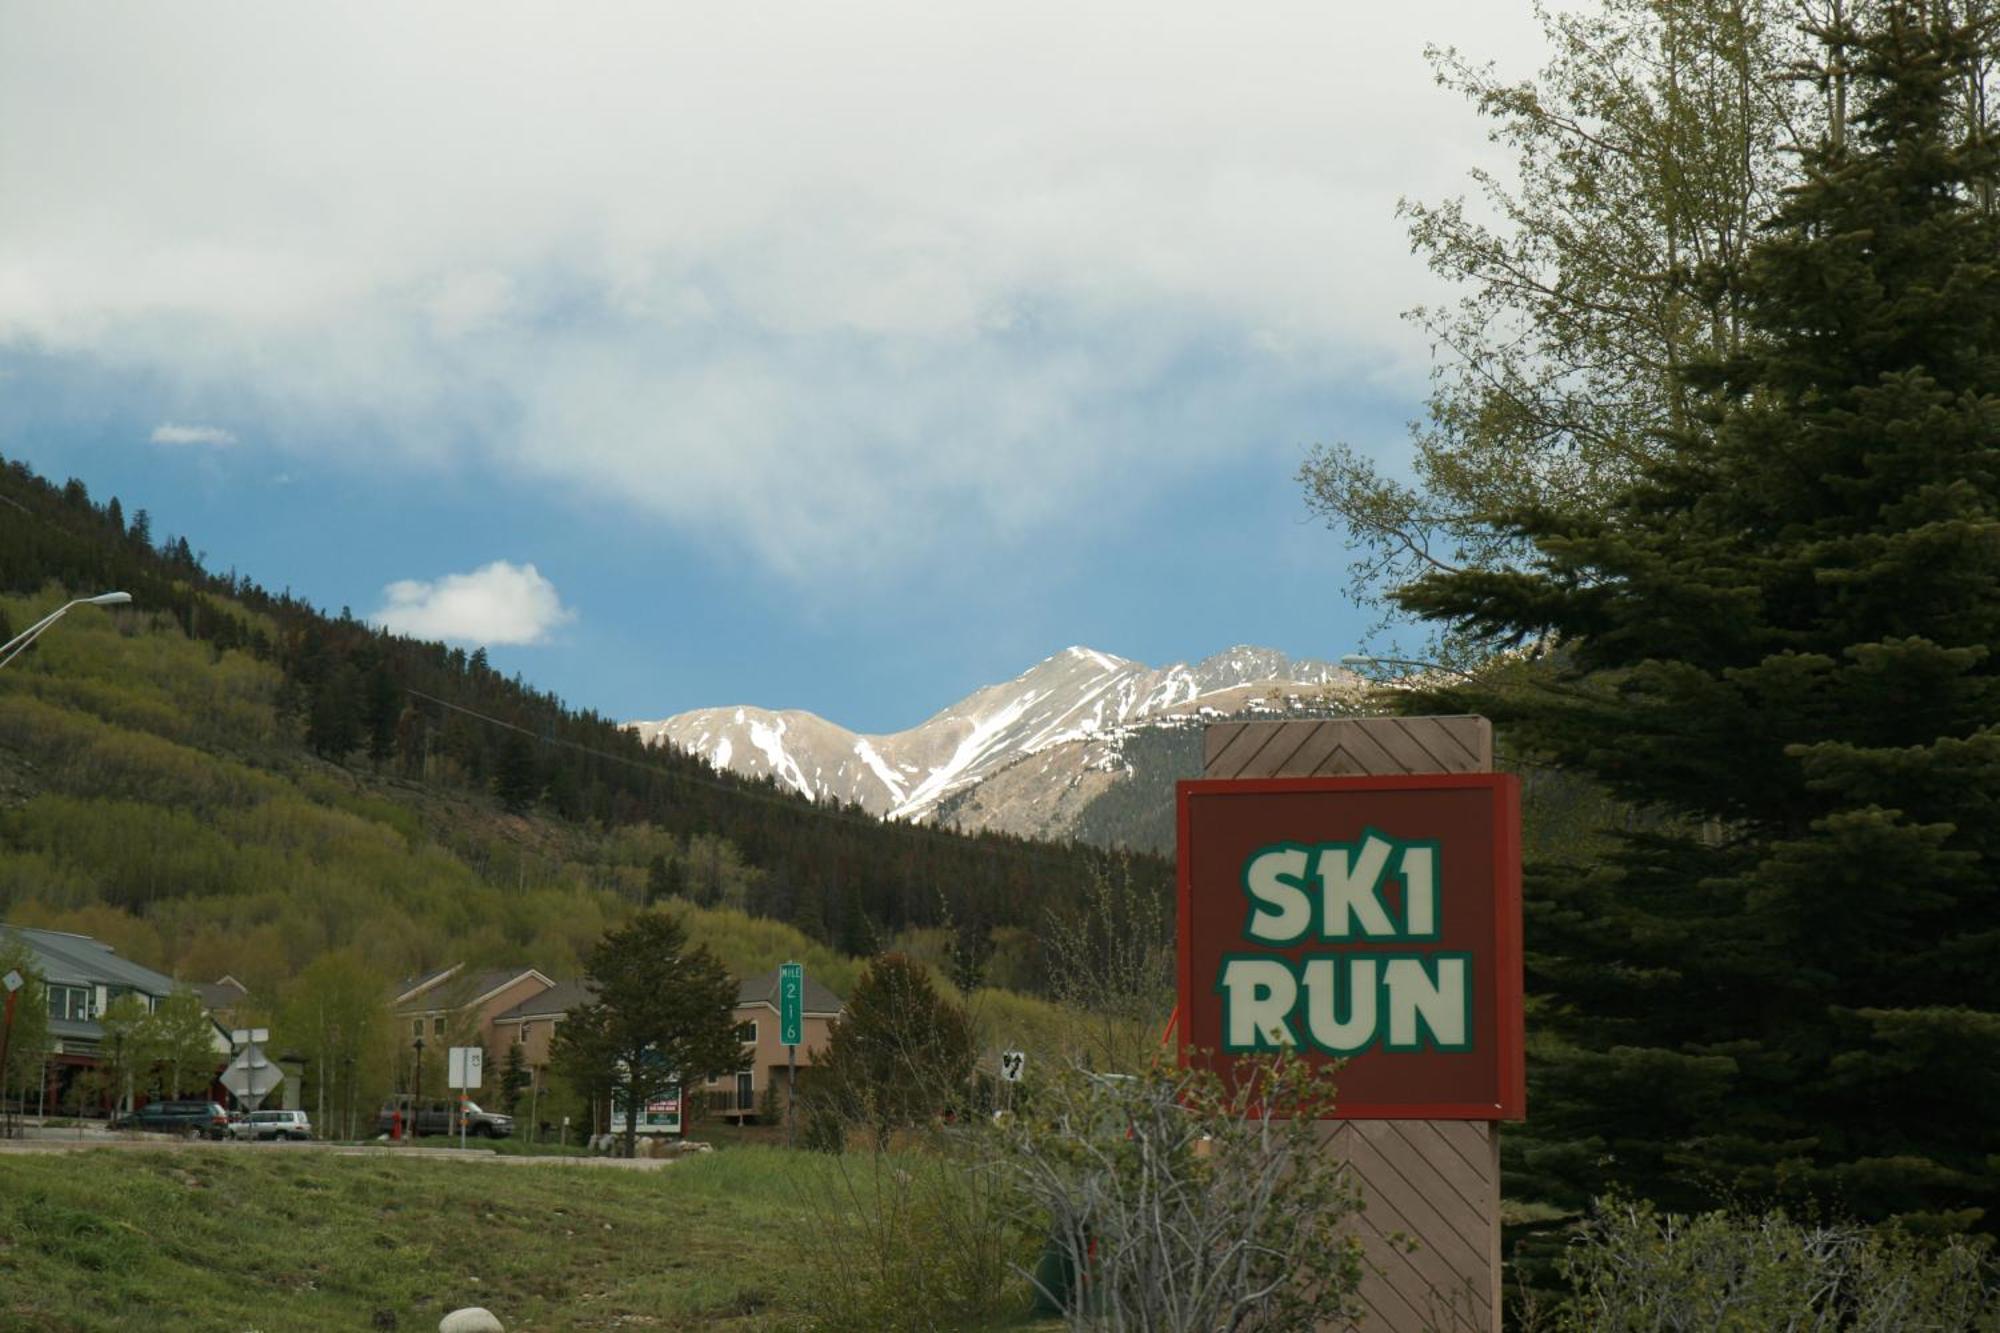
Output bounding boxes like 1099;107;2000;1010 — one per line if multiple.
1;2;1557;578
150;422;238;447
373;561;574;646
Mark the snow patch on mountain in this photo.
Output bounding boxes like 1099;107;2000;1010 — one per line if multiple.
625;645;1359;821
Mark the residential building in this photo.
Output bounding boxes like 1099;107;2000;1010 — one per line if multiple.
701;969;845;1120
487;966;845;1128
193;975;250;1026
1;923;230;1113
390;964;556;1080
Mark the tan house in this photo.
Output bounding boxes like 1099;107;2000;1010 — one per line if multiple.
488;966;844;1125
488;977;595;1098
701;969;845;1120
392;965;555;1067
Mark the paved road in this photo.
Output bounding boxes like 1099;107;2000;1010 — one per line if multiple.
0;1134;677;1169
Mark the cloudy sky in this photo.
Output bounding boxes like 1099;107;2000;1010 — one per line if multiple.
0;2;1552;732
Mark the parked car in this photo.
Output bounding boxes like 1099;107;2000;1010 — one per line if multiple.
231;1109;313;1142
113;1100;230;1139
376;1097;514;1139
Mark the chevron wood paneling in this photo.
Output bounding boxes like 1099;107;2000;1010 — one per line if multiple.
1204;717;1502;1332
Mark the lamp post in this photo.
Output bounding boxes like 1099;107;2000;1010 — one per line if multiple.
0;592;132;670
411;1035;425;1140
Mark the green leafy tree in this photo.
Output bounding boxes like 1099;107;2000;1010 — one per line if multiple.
278;952;399;1140
552;912;742;1158
1397;4;2000;1230
1301;0;1811;652
0;938;51;1127
97;992;149;1116
812;953;975;1148
141;989;220;1098
1042;854;1174;1069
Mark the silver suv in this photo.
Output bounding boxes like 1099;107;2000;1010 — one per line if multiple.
233;1109;313;1141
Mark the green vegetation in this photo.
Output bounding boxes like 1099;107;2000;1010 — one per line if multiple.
1523;1200;1998;1332
1399;7;2000;1235
0;458;1164;986
551;912;743;1159
805;954;976;1149
0;1146;977;1331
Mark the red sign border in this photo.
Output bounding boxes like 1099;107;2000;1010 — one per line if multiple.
1176;772;1526;1120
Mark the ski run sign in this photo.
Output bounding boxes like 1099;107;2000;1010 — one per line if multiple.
1176;773;1525;1119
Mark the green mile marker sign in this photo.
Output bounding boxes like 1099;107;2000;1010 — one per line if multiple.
780;961;803;1046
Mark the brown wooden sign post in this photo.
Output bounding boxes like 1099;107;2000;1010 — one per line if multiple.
1182;716;1523;1331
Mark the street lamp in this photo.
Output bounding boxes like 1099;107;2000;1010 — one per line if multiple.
411;1035;425;1140
0;592;132;670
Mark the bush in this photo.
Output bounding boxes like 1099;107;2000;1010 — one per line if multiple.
797;1146;1031;1332
991;1054;1367;1331
1527;1199;2000;1332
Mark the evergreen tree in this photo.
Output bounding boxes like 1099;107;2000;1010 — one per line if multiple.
1398;4;2000;1231
809;953;975;1148
501;1041;530;1117
645;854;686;906
492;735;541;813
305;664;362;760
553;912;742;1158
361;661;403;764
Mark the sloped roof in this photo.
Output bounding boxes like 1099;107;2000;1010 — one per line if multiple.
2;924;177;996
392;963;464;1004
394;966;551;1011
194;978;248;1011
495;977;597;1022
736;968;844;1015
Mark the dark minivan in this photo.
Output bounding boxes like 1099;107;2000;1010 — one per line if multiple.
115;1100;231;1139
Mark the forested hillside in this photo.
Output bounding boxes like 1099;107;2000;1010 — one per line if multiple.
0;454;1162;993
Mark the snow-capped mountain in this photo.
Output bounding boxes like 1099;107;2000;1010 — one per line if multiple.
626;645;1360;826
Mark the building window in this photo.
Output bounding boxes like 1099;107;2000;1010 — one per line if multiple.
411;1019;423;1040
432;1016;445;1037
516;1022;532;1044
736;1021;757;1044
47;984;93;1022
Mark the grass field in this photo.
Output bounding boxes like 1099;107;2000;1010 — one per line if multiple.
0;1145;1048;1332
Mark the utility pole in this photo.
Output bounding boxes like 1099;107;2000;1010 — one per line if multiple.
412;1035;426;1139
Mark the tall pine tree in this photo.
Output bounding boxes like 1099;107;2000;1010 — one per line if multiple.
1400;3;2000;1232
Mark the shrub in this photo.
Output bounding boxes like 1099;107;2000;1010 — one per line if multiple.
1528;1199;2000;1332
990;1053;1367;1331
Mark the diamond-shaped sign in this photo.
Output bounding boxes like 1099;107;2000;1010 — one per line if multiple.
220;1043;284;1111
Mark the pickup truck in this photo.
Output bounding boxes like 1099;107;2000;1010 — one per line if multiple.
377;1097;514;1139
113;1100;231;1139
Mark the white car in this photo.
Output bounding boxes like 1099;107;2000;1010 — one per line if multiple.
232;1109;313;1141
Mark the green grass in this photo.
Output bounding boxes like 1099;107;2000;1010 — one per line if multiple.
0;1146;1059;1332
0;1147;841;1331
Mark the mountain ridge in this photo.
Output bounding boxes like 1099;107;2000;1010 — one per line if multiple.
628;644;1362;826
